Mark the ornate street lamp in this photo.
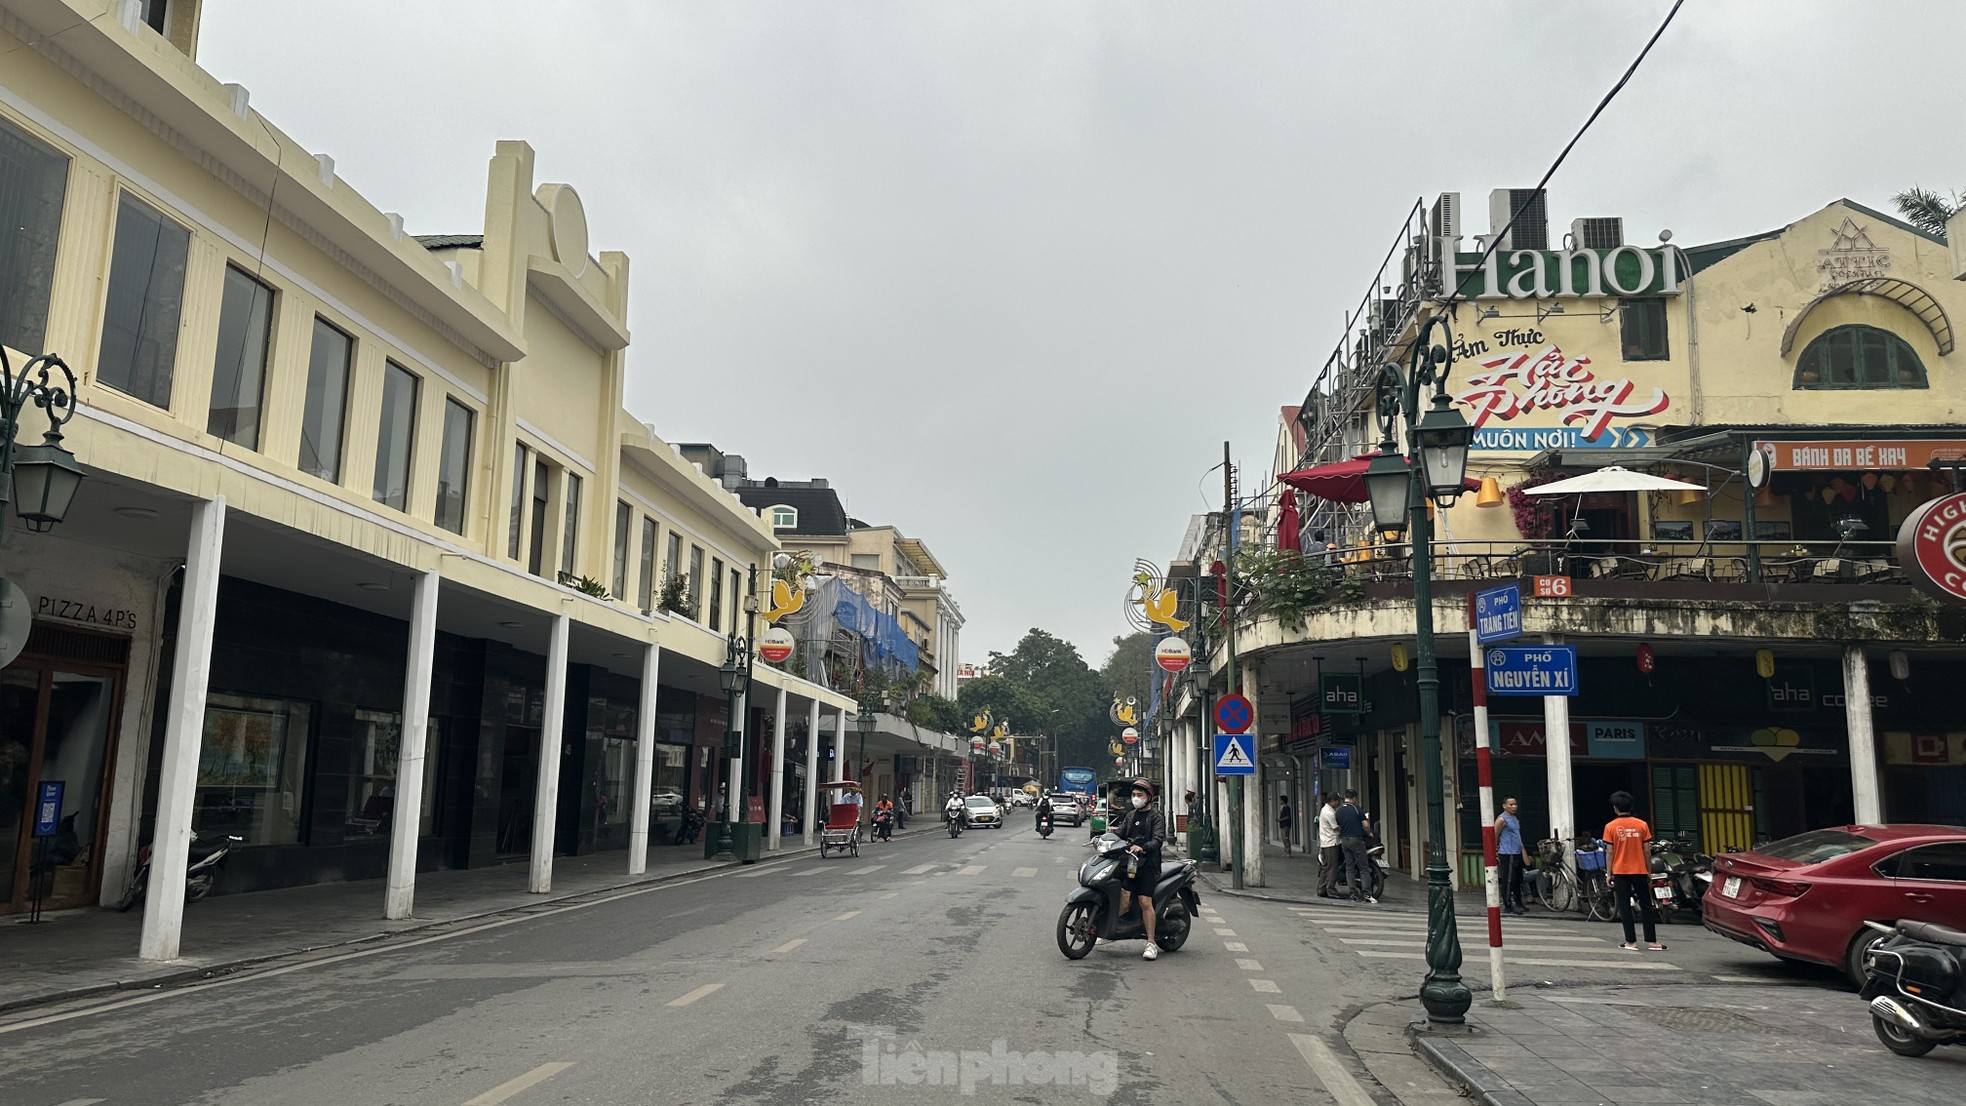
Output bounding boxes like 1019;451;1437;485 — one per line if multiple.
1;352;84;549
1372;314;1473;1024
713;633;750;860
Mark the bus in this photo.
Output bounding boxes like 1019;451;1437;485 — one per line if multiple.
1058;766;1097;799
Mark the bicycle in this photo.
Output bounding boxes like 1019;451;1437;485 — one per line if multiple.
1532;838;1579;913
1574;839;1615;922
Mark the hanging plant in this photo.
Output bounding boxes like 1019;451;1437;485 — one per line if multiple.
1506;471;1563;540
657;572;694;616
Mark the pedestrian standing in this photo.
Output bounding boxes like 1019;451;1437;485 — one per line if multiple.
1317;793;1343;898
1336;789;1375;904
1495;796;1527;915
1277;795;1294;857
1603;790;1665;951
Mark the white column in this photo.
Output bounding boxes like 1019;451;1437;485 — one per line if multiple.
728;687;746;829
1543;692;1575;886
627;644;661;874
767;684;789;851
529;614;570;893
833;710;848;795
1844;644;1883;823
384;569;440;920
802;696;821;846
1441;719;1461;891
140;495;226;962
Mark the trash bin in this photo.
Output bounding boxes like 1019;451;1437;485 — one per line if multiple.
704;821;765;863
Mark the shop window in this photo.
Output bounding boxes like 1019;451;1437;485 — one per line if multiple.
508;444;530;561
637;517;657;611
344;709;440;838
561;472;582;576
654;743;689;820
435;398;472;534
1794;324;1928;389
298;318;351;481
613;501;633;601
0;118;69;357
195;693;313;846
207;266;275;448
592;698;636;840
97;194;189;408
371;361;418;510
1619;298;1669;361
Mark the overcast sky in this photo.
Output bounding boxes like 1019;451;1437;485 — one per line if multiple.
201;1;1963;667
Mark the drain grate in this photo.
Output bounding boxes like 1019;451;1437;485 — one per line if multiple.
1621;1005;1785;1034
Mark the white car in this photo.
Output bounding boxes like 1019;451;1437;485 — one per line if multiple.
963;795;1003;828
1047;795;1085;826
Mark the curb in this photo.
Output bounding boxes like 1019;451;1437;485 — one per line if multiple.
1194;871;1429;915
0;853;770;1017
1411;1031;1533;1106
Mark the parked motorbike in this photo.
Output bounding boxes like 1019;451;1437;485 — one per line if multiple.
947;809;964;838
1859;919;1966;1057
117;830;243;912
1647;835;1713;923
1056;832;1200;959
1036;811;1054;839
872;808;894;842
672;807;705;846
1360;819;1389;901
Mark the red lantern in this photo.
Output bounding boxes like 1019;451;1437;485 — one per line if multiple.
1636;643;1656;675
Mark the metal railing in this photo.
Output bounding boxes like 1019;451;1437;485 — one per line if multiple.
1291;537;1907;587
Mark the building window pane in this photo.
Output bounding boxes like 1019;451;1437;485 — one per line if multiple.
508;444;529;560
298;318;351;480
730;568;743;634
194;693;313;846
770;505;797;529
638;518;657;610
435;398;472;534
709;557;725;630
613;501;633;600
138;0;169;33
1618;298;1668;361
344;708;440;838
1794;324;1928;390
529;459;549;576
0;119;69;356
370;362;418;509
851;553;881;571
207;266;274;447
562;472;582;576
666;532;683;594
97;194;189;407
688;546;704;622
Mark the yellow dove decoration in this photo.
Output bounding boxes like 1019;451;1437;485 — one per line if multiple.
991;721;1010;739
763;577;805;623
1143;586;1189;633
970;711;992;735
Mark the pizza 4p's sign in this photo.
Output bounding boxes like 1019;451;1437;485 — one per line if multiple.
1454;343;1671;452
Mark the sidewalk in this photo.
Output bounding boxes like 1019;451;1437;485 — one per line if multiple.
1350;983;1963;1106
0;827;917;1015
1188;842;1488;914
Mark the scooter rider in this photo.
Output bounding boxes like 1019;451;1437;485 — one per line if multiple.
944;789;965;828
1112;779;1167;960
1035;790;1054;831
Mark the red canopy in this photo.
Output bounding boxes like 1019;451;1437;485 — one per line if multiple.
1280;454;1480;505
1276;488;1302;551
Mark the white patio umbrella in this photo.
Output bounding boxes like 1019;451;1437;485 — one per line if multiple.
1521;466;1706;496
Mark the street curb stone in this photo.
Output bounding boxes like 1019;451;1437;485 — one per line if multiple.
1411;1031;1533;1106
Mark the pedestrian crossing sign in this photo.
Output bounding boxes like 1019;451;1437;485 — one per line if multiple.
1213;733;1256;776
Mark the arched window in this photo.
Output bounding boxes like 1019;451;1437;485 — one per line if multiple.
1794;324;1928;390
769;505;797;529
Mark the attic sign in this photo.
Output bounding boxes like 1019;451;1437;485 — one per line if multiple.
1817;217;1892;291
1448;245;1683;300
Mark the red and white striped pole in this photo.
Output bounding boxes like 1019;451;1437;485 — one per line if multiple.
1467;592;1506;1000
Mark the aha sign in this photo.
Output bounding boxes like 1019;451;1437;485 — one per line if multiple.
758;627;795;664
1154;637;1192;673
1897;494;1966;604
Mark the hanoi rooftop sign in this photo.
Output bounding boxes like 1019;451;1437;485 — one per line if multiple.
1448;245;1683;300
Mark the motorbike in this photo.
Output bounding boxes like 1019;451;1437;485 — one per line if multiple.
1859;919;1966;1057
1056;832;1200;959
1036;810;1054;839
872;808;894;842
672;806;705;846
1360;820;1389;901
946;807;964;838
117;830;243;912
1647;833;1712;923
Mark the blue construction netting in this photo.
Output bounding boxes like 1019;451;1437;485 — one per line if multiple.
834;584;920;672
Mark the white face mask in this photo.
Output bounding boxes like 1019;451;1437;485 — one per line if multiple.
1130;796;1147;809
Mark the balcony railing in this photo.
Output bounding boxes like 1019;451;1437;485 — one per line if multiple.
1303;537;1907;587
894;575;941;590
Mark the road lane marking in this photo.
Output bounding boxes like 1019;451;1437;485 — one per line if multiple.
835;910;862;921
1234;959;1263;971
1288;1034;1377;1106
958;865;986;876
1223;941;1248;952
903;863;938;875
1352;951;1680;970
772;939;807;953
846;864;887;875
1267;1004;1305;1023
1337;936;1605;946
1250;979;1281;993
463;1062;575;1105
666;984;725;1006
735;867;775;877
52;1100;107;1106
1013;867;1037;877
879;892;899;900
796;868;828;877
1213;928;1238;936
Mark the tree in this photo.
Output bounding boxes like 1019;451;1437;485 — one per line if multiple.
1892;186;1961;240
905;693;965;734
970;629;1113;771
1098;632;1157;718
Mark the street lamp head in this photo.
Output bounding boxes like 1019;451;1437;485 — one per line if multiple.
1414;393;1473;504
717;642;748;693
11;430;84;532
1362;448;1412;535
856;709;878;735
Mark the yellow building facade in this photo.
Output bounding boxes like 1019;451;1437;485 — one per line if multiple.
0;0;854;952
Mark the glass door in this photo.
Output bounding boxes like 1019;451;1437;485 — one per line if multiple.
3;665;119;912
1;668;39;911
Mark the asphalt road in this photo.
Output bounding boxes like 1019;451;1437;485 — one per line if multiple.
0;821;1861;1106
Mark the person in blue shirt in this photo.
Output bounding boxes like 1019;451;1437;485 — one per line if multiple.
1335;790;1375;904
1495;796;1527;916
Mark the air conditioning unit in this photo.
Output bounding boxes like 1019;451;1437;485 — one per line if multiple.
1488;188;1549;251
1430;192;1462;239
1378;297;1403;336
1571;217;1624;250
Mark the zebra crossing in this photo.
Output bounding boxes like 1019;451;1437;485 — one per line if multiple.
1286;902;1683;974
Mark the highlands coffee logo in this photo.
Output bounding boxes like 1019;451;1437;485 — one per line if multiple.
1455;344;1671;440
1897;493;1966;604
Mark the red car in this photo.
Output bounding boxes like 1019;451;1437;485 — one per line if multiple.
1705;824;1966;985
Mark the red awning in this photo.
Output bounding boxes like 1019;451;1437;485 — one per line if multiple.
1280;454;1481;505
